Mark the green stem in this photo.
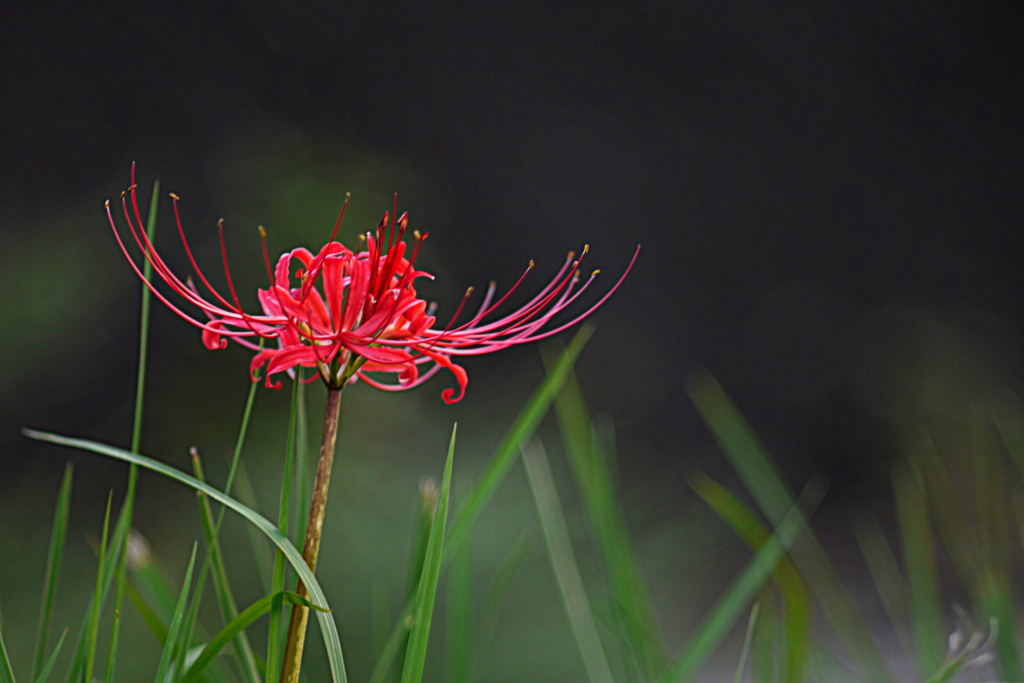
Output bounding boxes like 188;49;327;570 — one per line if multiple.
280;386;344;683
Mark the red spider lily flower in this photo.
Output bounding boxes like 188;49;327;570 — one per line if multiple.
107;167;639;403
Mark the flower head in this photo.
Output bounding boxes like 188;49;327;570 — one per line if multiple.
108;166;639;402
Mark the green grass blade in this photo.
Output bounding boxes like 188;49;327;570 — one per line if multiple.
689;471;812;683
732;603;760;683
182;592;327;683
154;544;198;683
443;325;592;559
400;424;456;683
547;359;667;676
685;370;895;683
32;463;73;680
892;461;944;677
266;375;301;683
658;486;818;683
522;439;615;683
34;629;66;683
851;514;911;660
85;492;115;683
24;429;349;683
192;450;260;683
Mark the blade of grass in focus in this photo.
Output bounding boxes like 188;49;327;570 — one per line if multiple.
685;369;895;683
369;327;592;683
544;356;667;679
400;424;456;683
522;439;615;683
31;463;73;681
394;477;440;679
154;544;197;683
658;480;822;683
689;471;811;683
34;629;66;683
892;461;944;678
191;450;261;683
266;375;301;683
183;591;327;683
84;492;114;683
23;429;349;683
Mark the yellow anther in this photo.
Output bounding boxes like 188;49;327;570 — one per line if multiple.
592;269;601;276
465;286;474;296
583;244;590;253
120;191;127;198
345;191;352;199
104;199;110;208
357;233;366;241
169;193;180;201
258;225;267;238
567;251;575;260
413;230;421;240
528;260;535;268
217;218;225;228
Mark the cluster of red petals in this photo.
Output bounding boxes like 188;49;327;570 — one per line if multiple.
107;167;639;403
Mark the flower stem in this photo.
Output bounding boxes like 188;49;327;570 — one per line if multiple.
280;386;343;683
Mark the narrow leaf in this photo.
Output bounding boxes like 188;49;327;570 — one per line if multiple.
154;544;198;683
33;629;66;683
400;424;456;683
32;463;73;681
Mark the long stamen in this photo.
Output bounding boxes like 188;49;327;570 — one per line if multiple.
259;225;274;286
219;219;276;339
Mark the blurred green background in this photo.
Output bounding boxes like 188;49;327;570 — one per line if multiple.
2;1;1024;680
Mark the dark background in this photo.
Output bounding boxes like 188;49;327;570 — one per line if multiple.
2;1;1023;679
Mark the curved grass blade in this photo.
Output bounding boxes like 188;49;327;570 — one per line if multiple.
154;544;198;683
522;439;615;683
34;629;66;683
400;424;456;683
0;594;16;683
31;462;73;681
182;591;327;683
658;483;820;683
23;429;349;683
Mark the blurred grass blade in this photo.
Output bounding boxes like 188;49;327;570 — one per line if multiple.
34;629;66;683
474;532;531;677
266;375;301;683
851;515;912;659
685;369;895;683
400;424;456;683
182;591;327;683
0;594;16;683
32;463;73;681
658;484;818;683
546;357;666;676
732;603;760;683
24;428;349;683
689;471;812;683
154;544;198;683
522;439;615;683
444;325;593;558
446;508;471;683
85;492;115;683
192;450;260;683
396;478;440;678
892;461;945;677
